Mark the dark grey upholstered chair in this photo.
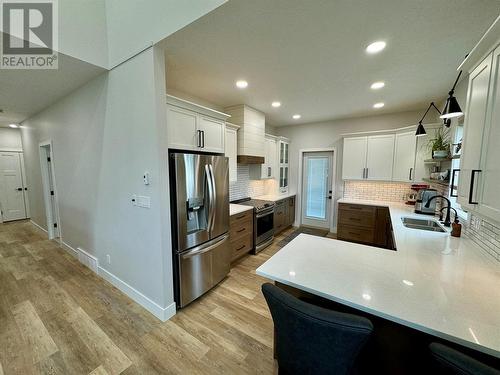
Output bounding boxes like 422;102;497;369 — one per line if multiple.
429;343;500;375
261;283;373;375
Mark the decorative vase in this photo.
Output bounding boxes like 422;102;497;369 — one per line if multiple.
433;150;448;158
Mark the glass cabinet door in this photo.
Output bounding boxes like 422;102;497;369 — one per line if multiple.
279;167;284;188
284;143;289;164
280;142;285;164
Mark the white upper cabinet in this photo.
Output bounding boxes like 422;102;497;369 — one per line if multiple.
261;136;277;179
393;131;417;182
166;105;197;151
197;115;225;153
457;53;493;211
225;123;239;182
342;136;368;180
457;45;500;222
366;134;395;180
166;95;229;153
278;138;290;193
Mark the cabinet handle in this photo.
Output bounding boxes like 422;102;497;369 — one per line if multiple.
349;217;361;221
236;215;246;220
450;169;460;198
236;228;246;233
366;168;369;179
197;130;202;148
268;166;271;177
362;168;365;179
201;131;205;148
236;244;246;251
409;167;413;180
468;169;481;204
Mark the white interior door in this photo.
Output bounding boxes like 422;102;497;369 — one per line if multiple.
0;152;27;221
301;152;333;229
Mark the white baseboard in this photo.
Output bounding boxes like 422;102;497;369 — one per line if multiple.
30;220;48;234
77;247;99;274
98;266;176;321
60;240;78;257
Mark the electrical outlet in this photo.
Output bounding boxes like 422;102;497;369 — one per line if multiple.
106;254;111;265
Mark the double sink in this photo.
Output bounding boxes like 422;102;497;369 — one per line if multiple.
401;217;447;233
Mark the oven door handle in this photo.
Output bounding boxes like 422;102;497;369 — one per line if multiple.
256;209;274;218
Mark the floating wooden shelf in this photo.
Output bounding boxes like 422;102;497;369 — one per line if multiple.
423;155;460;163
422;178;456;189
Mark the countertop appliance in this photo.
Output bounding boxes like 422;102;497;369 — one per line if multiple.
415;188;437;215
231;197;275;253
169;152;230;308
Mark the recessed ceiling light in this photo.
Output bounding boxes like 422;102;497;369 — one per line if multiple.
8;124;18;128
373;102;385;109
370;81;385;90
402;279;414;286
292;114;301;120
362;293;372;301
366;41;386;54
271;101;281;108
235;80;248;89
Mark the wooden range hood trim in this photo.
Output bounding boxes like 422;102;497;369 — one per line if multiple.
237;155;265;164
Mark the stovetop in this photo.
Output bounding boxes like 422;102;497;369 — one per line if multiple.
231;197;275;212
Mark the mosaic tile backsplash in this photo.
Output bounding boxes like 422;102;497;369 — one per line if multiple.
229;165;265;201
343;181;413;202
464;214;500;262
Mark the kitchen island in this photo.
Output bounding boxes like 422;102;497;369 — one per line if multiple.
257;199;500;369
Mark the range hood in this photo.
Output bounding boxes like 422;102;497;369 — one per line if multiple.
225;105;265;164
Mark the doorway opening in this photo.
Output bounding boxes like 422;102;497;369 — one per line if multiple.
39;142;60;240
300;150;335;231
0;151;29;222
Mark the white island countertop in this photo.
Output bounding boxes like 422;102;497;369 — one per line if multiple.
257;199;500;358
255;193;296;202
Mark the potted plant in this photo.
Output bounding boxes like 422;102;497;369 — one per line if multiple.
427;127;451;158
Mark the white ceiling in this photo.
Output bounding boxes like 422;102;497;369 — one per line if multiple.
0;36;106;127
164;0;500;126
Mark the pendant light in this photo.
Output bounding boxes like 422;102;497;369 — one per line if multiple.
440;71;464;120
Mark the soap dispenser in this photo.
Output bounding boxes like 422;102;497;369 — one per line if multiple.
451;218;462;238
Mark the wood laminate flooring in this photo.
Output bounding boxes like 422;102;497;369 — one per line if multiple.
0;220;298;374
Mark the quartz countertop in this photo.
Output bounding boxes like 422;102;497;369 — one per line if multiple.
257;199;500;358
230;204;254;216
254;193;296;202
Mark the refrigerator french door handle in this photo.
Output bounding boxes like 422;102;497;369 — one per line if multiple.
205;164;214;231
181;234;229;259
209;164;217;231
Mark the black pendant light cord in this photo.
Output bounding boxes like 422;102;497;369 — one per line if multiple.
448;70;463;96
419;101;442;124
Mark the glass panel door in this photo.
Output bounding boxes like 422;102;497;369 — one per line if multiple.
301;152;333;229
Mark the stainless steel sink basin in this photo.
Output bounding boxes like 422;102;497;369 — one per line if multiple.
401;217;447;233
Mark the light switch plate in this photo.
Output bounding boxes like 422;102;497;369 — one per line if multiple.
137;195;151;208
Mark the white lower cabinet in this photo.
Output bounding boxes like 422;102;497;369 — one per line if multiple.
225;124;239;183
166;95;229;153
393;131;417;182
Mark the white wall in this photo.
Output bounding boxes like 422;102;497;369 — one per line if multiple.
21;45;173;319
105;0;227;67
59;0;108;68
0;128;22;150
275;109;434;230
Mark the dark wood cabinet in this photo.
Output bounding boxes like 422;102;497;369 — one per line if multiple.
274;196;296;235
229;209;254;262
338;203;394;250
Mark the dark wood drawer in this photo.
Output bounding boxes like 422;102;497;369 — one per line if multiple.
338;209;375;228
230;234;253;262
338;203;376;214
230;209;253;225
230;218;253;240
337;224;375;244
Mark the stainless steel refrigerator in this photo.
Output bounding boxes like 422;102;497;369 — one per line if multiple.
169;152;230;308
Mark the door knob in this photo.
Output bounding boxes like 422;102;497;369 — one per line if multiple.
326;196;332;200
16;187;22;191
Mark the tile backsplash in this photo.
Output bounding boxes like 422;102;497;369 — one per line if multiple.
464;214;500;262
229;165;265;201
343;181;412;202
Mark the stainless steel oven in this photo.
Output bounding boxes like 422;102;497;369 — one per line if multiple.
254;205;274;253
